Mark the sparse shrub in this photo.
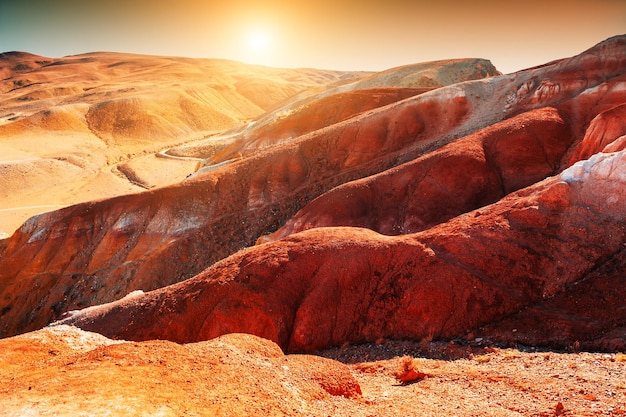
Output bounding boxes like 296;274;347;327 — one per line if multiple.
394;356;426;384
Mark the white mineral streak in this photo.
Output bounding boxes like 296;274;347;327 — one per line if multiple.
560;151;626;184
560;150;626;217
38;325;124;351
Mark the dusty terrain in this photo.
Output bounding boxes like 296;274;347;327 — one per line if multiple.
1;36;625;416
0;51;366;236
1;326;625;416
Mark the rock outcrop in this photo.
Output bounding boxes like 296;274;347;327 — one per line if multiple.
0;326;361;416
566;103;626;163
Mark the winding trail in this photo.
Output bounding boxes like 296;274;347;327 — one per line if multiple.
155;149;204;162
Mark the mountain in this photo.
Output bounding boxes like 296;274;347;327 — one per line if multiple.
170;57;499;165
51;35;626;351
1;35;625;417
0;56;500;336
0;51;366;235
0;37;626;351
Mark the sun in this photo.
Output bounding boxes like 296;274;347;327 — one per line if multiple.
238;21;280;66
248;32;269;52
248;31;270;52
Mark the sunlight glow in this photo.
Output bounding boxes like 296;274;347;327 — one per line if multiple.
239;26;278;66
248;30;270;53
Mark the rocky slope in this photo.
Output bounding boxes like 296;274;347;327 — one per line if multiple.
169;58;500;164
263;106;571;240
0;326;361;417
1;36;625;353
56;150;626;353
0;57;501;336
0;52;365;235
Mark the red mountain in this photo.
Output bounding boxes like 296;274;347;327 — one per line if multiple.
1;36;625;356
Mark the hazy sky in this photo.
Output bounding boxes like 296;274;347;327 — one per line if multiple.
1;0;624;73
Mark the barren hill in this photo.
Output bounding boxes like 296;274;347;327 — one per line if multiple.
0;56;501;335
1;35;626;417
167;58;500;165
0;52;366;236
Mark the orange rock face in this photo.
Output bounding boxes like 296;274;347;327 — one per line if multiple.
56;150;626;352
208;87;430;164
0;327;361;416
264;107;572;240
566;102;626;163
1;36;626;356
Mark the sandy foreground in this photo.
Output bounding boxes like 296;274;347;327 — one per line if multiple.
322;340;626;417
1;326;625;417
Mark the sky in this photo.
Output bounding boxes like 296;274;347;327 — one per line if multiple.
0;0;624;74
